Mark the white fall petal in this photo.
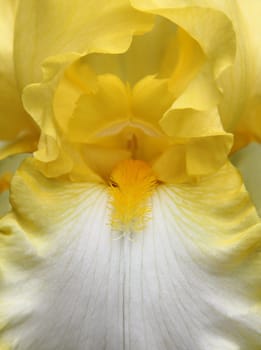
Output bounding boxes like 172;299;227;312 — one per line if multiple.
0;160;260;350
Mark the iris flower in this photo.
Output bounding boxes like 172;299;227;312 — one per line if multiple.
0;1;261;349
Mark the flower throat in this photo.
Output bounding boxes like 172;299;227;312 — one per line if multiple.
109;159;158;235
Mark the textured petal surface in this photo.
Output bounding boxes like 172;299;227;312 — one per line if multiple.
0;160;260;349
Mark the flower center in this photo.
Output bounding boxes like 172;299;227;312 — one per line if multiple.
109;159;158;234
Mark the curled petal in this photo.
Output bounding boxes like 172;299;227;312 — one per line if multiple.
14;0;154;87
217;0;261;148
130;0;236;77
0;153;28;216
20;2;154;177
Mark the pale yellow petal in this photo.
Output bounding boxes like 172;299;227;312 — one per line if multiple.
152;144;188;183
68;74;129;142
0;160;260;349
159;108;233;177
131;76;174;127
217;0;261;144
53;59;98;135
86;18;204;89
166;27;205;98
166;0;261;148
20;1;153;175
86;16;177;85
14;0;154;87
130;0;236;77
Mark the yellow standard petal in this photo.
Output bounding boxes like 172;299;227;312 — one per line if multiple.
19;2;154;179
17;0;237;186
14;0;154;87
217;0;261;149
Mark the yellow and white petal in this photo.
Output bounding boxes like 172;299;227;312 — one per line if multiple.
231;142;261;216
0;159;260;349
14;0;154;88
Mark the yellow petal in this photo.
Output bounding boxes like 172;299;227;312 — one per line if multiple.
86;16;177;85
166;27;205;98
14;0;154;87
68;74;129;142
53;59;98;135
159;107;233;177
0;0;37;144
0;159;260;349
20;2;153;175
160;1;261;149
131;76;174;127
152;144;188;183
217;0;261;147
130;0;236;77
85;18;204;88
128;1;236;178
